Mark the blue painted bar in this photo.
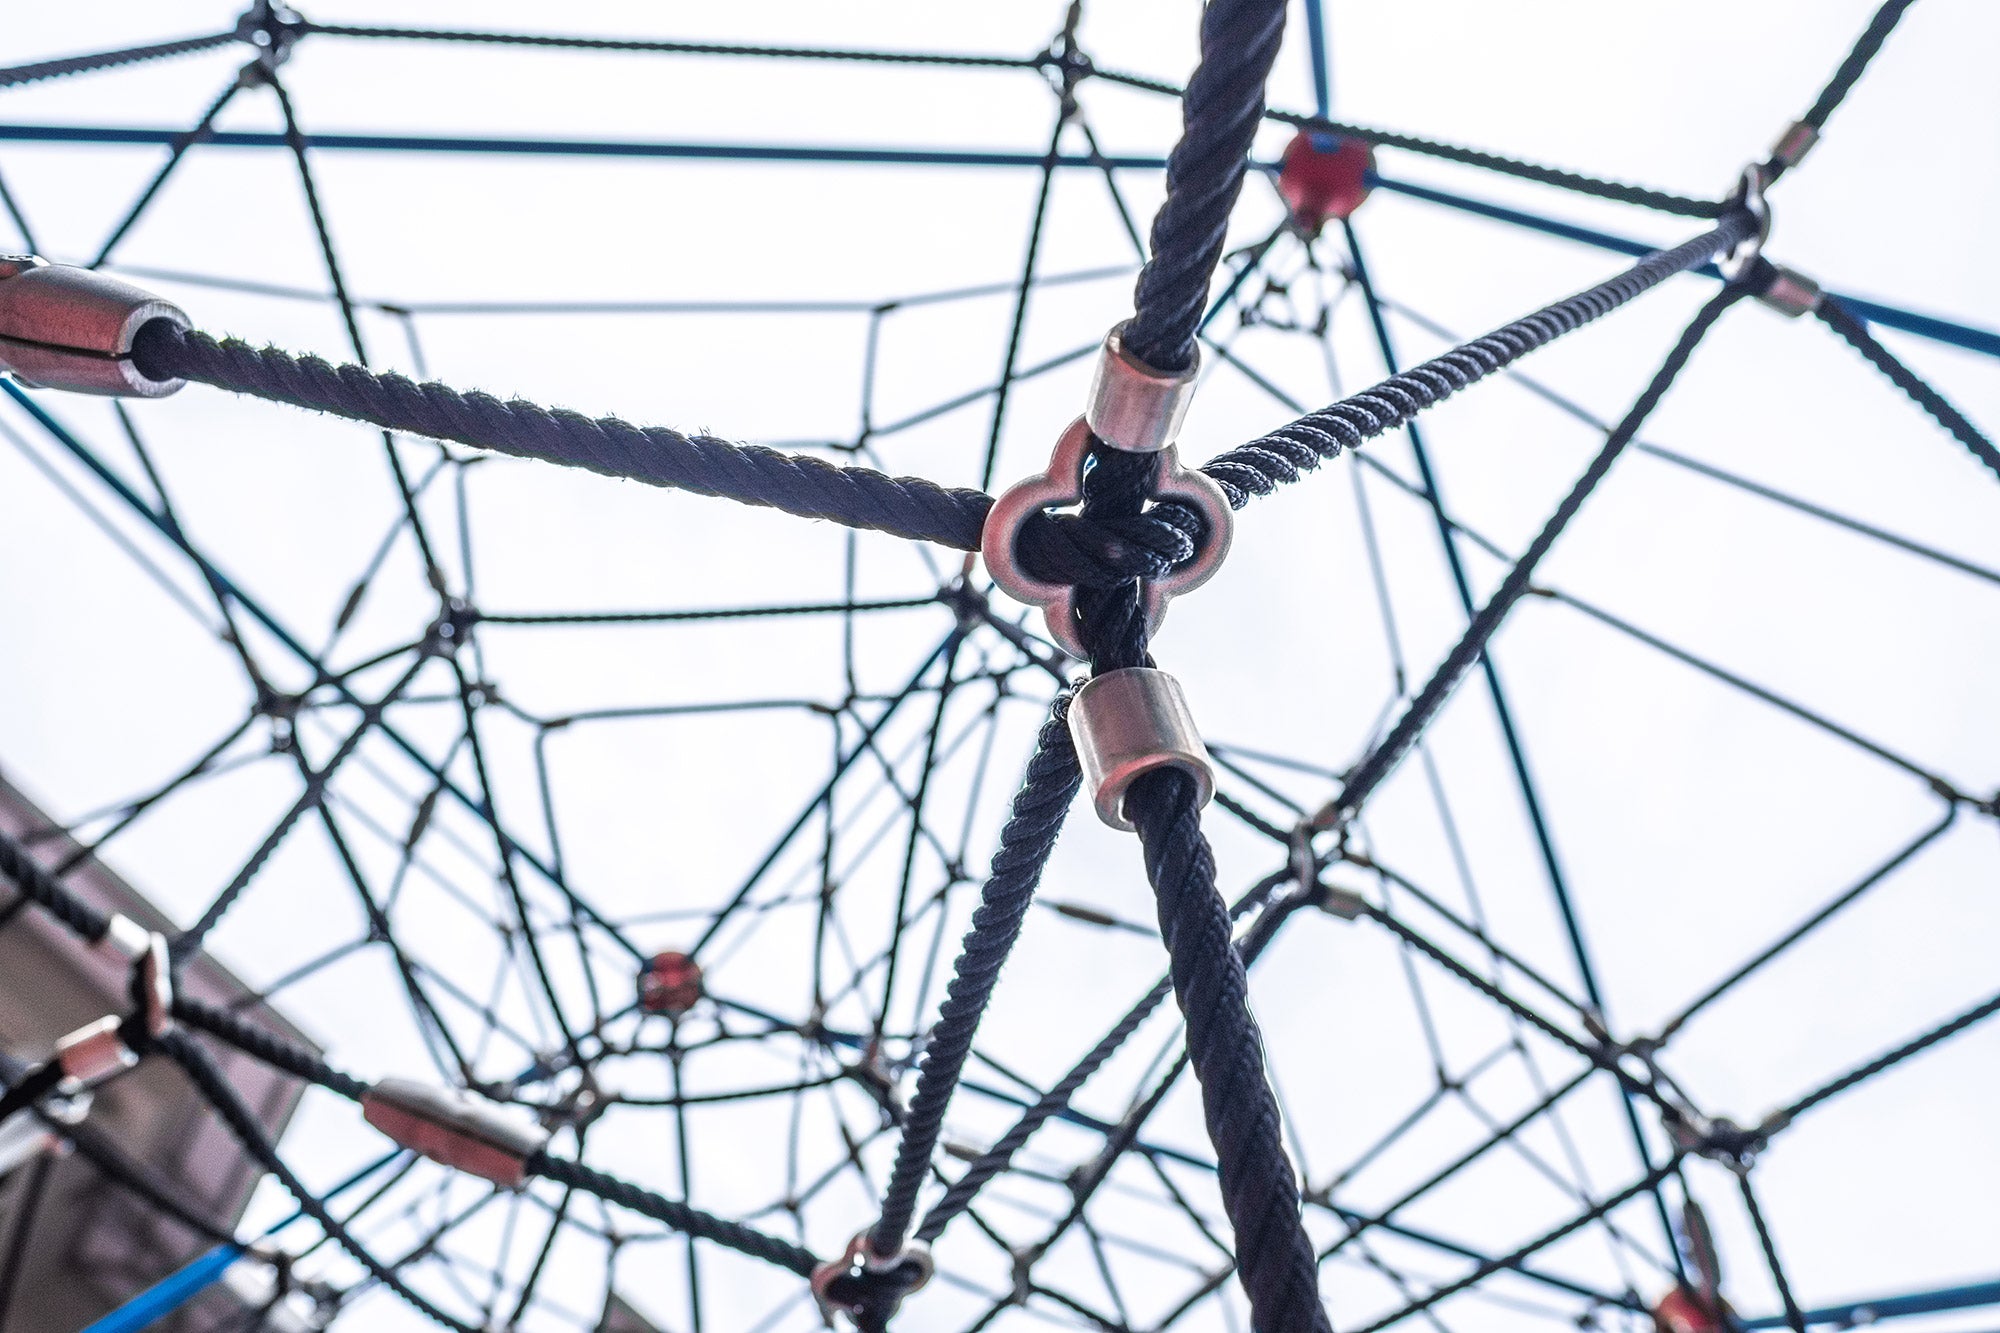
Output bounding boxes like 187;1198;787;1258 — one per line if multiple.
1370;171;2000;362
4;119;1991;361
1741;1277;2000;1329
1301;0;1332;120
80;1245;242;1333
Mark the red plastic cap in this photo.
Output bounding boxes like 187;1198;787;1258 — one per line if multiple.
1278;130;1373;234
639;951;704;1016
1652;1286;1727;1333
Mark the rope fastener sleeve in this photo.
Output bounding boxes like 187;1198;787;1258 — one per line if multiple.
983;417;1232;657
811;1231;934;1327
1069;667;1215;830
361;1077;550;1188
1086;320;1200;455
0;257;190;397
56;1015;139;1090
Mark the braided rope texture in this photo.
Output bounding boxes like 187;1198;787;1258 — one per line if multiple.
870;694;1083;1253
0;30;239;89
160;1029;477;1332
1128;769;1332;1333
302;22;1033;68
1203;214;1754;508
527;1153;820;1277
1091;66;1721;219
173;994;371;1101
1122;0;1289;374
1802;0;1917;132
0;824;111;942
1336;284;1746;822
1814;294;2000;483
915;978;1172;1245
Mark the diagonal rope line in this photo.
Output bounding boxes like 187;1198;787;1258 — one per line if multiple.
1815;293;2000;483
0;30;239;89
1327;282;1748;826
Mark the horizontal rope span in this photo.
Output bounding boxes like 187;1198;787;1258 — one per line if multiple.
128;212;1743;594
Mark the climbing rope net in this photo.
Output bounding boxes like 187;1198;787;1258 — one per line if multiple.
0;2;1996;1331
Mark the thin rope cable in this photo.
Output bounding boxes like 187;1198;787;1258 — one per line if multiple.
1814;293;2000;483
1774;988;2000;1128
0;822;111;943
1764;0;1917;183
0;30;239;89
1088;66;1721;219
870;693;1082;1254
157;1028;477;1332
299;21;1036;69
526;1153;819;1277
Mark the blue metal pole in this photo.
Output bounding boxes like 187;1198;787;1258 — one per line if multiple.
1741;1278;2000;1329
79;1245;242;1333
2;119;1990;361
1369;171;2000;361
1301;0;1332;119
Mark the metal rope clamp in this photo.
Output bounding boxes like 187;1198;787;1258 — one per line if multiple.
1714;166;1771;286
361;1078;551;1189
0;255;190;397
811;1231;934;1325
981;322;1233;659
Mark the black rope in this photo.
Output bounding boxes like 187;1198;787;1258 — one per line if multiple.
1089;65;1722;219
526;1152;819;1278
0;30;239;89
1813;292;2000;484
1121;0;1289;374
1203;215;1754;509
0;1061;63;1125
172;994;371;1102
1328;281;1747;823
1765;0;1917;182
0;822;111;943
1774;987;2000;1128
157;1028;478;1332
1125;768;1331;1332
126;216;1740;599
869;694;1082;1254
300;21;1037;69
915;978;1173;1245
1738;1173;1807;1333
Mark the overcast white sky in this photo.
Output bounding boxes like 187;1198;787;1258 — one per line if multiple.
1;3;1996;1332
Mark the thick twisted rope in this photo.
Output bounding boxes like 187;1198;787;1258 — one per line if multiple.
869;694;1082;1254
528;1153;820;1277
1203;213;1754;507
0;30;239;90
1813;293;2000;484
127;215;1737;598
0;823;112;943
1330;282;1746;824
1125;768;1331;1332
172;994;370;1101
1120;0;1289;374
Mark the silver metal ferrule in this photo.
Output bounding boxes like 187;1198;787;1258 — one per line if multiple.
1085;322;1199;454
0;257;190;398
1068;667;1215;831
55;1015;138;1091
361;1077;551;1188
982;418;1234;659
1756;264;1823;318
137;931;174;1039
99;911;153;962
1768;120;1819;170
